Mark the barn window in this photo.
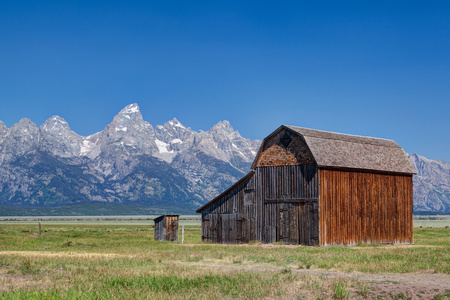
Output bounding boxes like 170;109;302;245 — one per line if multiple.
280;132;292;148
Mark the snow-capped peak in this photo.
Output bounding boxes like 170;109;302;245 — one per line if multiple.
120;103;140;115
40;116;71;133
112;103;145;125
168;118;186;129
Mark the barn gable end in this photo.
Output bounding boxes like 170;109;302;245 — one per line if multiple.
252;128;315;168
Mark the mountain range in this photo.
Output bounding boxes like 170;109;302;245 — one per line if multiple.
0;103;449;214
0;104;260;213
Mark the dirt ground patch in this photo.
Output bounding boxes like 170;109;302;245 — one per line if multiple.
0;273;35;292
317;269;450;299
184;262;450;299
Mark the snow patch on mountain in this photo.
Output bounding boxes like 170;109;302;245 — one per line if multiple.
155;139;173;154
80;140;92;155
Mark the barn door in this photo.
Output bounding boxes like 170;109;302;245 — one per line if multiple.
278;203;299;245
265;200;318;245
221;213;242;244
298;201;319;246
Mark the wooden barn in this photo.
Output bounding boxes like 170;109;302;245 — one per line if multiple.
196;125;416;246
154;215;179;242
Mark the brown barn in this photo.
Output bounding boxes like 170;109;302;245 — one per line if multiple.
154;215;179;242
196;125;416;246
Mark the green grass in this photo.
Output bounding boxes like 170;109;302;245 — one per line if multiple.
0;224;449;299
414;228;450;246
332;279;349;299
432;289;450;300
0;203;196;216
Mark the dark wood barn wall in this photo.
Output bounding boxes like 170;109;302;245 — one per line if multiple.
201;175;257;244
319;169;414;246
257;164;319;245
201;164;319;245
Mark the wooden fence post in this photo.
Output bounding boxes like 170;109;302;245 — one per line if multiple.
182;225;185;244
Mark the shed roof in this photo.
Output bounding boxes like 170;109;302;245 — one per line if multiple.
196;171;254;213
154;215;179;222
253;125;416;174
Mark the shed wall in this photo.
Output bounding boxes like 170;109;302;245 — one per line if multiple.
154;218;164;241
319;169;414;246
154;215;179;242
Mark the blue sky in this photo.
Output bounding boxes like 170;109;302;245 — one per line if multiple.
1;1;449;161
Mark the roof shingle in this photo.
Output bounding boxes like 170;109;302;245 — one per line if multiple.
281;125;416;174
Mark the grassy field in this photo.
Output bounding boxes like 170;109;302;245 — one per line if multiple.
413;215;450;228
0;215;201;226
0;223;449;299
1;214;449;227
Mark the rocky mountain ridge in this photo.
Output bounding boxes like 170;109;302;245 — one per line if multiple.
0;103;260;209
408;153;450;212
0;103;449;213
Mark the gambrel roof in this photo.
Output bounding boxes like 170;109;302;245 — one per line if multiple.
252;125;416;174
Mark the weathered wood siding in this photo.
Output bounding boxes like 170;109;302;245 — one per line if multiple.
257;165;319;245
154;217;164;241
154;215;179;242
201;175;256;244
319;169;414;246
201;164;319;245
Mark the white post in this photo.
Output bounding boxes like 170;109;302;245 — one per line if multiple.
182;225;185;244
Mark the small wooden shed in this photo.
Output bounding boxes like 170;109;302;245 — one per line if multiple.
154;215;179;242
196;125;416;246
